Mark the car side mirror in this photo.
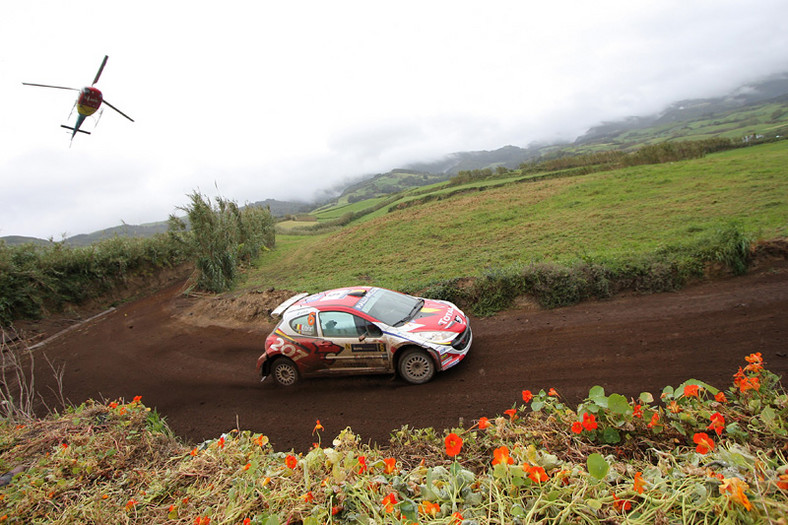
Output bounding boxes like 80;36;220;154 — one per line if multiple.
361;324;383;340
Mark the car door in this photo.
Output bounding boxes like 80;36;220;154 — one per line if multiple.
318;310;390;371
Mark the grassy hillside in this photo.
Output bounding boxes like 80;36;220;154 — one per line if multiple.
246;141;787;298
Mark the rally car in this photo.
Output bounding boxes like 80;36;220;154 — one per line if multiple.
257;286;472;386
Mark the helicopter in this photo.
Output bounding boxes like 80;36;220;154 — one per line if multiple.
23;55;134;141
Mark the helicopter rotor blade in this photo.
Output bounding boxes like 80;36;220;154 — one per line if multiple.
93;55;108;85
22;83;79;91
102;99;134;122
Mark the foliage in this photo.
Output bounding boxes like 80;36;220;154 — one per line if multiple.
0;235;187;326
0;355;785;523
174;192;275;293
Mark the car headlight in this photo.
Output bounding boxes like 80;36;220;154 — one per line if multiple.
418;331;457;344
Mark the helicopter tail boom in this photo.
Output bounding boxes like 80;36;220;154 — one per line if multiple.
60;125;91;135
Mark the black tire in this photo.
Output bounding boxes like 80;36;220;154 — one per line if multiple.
397;348;436;384
270;358;299;387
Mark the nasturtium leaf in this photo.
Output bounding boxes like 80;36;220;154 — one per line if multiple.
589;385;606;400
511;503;526;517
608;393;632;415
639;392;654;403
587;453;609;480
662;386;675;400
586;498;603;510
602;427;621;444
399;500;418;522
531;399;545;412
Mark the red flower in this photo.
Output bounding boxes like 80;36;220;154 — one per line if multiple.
445;433;463;457
548;388;559;397
523;463;548;483
419;500;441;516
647;412;660;428
478;417;489;429
715;391;727;403
707;412;725;436
302;491;314;503
683;384;700;398
382;493;398;513
504;408;517;420
582;413;598;431
571;421;583;434
313;419;324;434
132;395;143;403
451;512;463;524
632;404;643;418
492;446;514;466
383;458;397;474
522;390;533;403
357;455;368;474
693;432;715;454
285;454;298;469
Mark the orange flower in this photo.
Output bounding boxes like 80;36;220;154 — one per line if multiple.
357;455;368;474
125;499;138;511
612;492;631;512
190;448;198;457
242;463;251;471
571;421;583;434
254;434;267;447
522;390;533;403
132;395;142;403
492;446;514;466
739;376;761;392
720;477;752;510
647;412;660;428
451;512;463;524
668;400;682;413
313;419;324;434
285;454;298;469
523;463;548;483
548;388;559;397
776;473;788;490
632;404;643;418
715;391;728;403
419;500;441;516
633;472;645;494
302;491;314;503
109;401;118;409
445;433;462;457
382;493;398;513
707;412;725;436
217;437;225;449
693;432;715;454
383;458;397;474
194;517;210;525
477;417;489;429
683;384;700;398
582;413;598;431
504;408;518;420
744;352;764;372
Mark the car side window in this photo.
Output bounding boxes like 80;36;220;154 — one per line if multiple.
320;311;365;337
289;314;317;336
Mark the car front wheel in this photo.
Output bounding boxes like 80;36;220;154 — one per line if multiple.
270;357;299;387
398;348;435;384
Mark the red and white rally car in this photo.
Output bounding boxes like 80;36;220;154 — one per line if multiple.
257;286;472;386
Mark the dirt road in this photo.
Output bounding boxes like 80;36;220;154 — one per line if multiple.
26;260;788;453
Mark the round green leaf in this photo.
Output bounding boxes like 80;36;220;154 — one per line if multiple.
587;453;609;480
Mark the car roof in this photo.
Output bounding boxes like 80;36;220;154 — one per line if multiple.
292;286;374;311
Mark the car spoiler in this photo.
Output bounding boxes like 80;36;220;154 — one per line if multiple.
271;292;309;317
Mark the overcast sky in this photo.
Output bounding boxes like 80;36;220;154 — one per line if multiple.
1;1;786;239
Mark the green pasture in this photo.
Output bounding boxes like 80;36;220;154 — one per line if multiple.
247;141;787;293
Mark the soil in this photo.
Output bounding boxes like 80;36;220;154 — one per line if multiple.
13;252;788;453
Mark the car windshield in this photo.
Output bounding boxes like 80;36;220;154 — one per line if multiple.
355;288;423;327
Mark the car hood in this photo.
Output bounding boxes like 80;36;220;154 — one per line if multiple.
399;299;468;334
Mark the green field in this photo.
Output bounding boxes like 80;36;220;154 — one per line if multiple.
247;141;787;294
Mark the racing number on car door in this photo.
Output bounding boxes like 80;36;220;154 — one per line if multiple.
318;311;388;370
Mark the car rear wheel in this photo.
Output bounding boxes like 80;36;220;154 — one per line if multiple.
271;358;299;387
398;348;435;384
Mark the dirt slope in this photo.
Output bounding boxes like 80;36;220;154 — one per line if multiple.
21;259;788;453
